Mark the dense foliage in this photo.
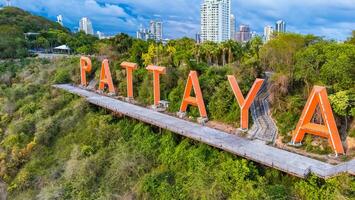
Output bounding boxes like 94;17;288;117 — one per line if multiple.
0;7;354;199
258;34;355;146
0;7;100;58
0;58;354;199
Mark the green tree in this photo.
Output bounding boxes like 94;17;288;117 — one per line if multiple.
319;43;355;92
142;44;156;66
329;91;354;134
346;30;355;45
201;41;217;66
0;25;27;58
129;39;149;66
260;33;309;86
35;36;50;50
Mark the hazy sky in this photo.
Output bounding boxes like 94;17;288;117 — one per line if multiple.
4;0;355;40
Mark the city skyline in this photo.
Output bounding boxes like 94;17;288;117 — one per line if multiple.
3;0;355;41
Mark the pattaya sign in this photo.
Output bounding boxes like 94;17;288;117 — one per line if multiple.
79;57;344;155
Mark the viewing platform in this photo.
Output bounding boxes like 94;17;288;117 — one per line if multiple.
53;84;355;179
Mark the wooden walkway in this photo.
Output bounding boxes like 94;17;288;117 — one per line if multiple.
53;84;355;179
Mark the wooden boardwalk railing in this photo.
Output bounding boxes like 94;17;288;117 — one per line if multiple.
53;84;355;179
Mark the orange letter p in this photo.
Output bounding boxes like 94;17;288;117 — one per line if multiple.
80;56;92;86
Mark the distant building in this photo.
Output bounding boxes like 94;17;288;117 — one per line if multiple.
264;25;274;42
5;0;11;7
136;24;152;41
150;20;163;41
236;24;251;42
195;33;201;43
79;17;94;35
97;31;104;39
275;20;286;33
200;0;231;43
230;14;236;40
137;21;163;42
57;15;63;26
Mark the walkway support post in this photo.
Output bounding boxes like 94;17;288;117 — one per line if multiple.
291;86;344;155
80;56;92;86
121;62;138;99
228;76;264;130
146;65;166;106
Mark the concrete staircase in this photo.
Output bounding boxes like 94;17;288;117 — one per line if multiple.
248;73;278;144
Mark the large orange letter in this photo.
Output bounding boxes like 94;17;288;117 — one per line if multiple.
80;56;92;86
228;76;264;130
121;62;138;98
179;71;207;118
99;59;115;93
146;65;166;106
291;86;344;155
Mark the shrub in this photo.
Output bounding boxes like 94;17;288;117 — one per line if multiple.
53;68;71;84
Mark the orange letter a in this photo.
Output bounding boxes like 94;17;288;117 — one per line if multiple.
228;76;264;130
179;71;207;118
80;56;92;86
99;59;115;94
291;86;344;155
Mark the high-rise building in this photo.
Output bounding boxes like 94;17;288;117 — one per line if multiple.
136;24;152;41
79;17;94;35
200;0;231;43
150;20;163;41
57;15;63;26
264;25;274;42
251;31;257;39
230;14;236;40
5;0;11;7
275;20;286;33
236;24;251;43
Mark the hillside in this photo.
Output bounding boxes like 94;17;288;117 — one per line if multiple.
0;7;98;59
0;57;354;200
0;8;354;199
0;7;68;33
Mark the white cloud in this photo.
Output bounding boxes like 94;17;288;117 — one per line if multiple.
7;0;355;40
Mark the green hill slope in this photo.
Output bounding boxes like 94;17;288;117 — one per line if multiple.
0;7;70;59
0;7;68;33
0;56;354;199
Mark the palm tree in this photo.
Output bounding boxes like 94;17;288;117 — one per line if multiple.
193;43;201;63
166;45;176;65
219;41;228;66
201;42;213;65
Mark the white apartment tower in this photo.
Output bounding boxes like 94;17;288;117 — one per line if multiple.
201;0;231;43
230;14;236;40
275;20;286;33
150;20;163;41
57;15;63;26
264;25;274;42
79;17;94;35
